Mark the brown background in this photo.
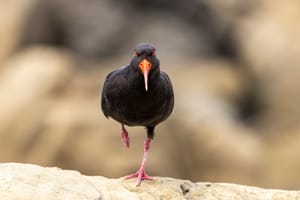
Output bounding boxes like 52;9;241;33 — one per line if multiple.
1;0;300;190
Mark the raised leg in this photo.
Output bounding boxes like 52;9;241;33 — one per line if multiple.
120;124;130;148
125;137;154;186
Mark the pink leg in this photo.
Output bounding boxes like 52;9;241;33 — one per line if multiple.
120;124;130;148
125;137;154;186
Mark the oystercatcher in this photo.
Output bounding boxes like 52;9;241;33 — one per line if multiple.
101;43;174;185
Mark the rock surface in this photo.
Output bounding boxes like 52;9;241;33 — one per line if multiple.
0;163;299;200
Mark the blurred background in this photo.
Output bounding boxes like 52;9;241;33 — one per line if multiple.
1;0;300;190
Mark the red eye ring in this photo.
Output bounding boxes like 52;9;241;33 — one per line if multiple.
134;51;140;57
151;51;155;56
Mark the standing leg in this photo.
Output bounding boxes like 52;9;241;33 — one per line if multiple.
125;137;154;185
125;126;155;186
120;124;130;148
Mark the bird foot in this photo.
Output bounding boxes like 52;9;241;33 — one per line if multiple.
125;169;154;186
121;125;130;148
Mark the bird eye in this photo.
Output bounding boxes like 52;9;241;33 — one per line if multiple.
134;51;140;57
151;51;155;56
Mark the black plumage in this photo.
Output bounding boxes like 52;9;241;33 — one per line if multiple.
101;43;174;185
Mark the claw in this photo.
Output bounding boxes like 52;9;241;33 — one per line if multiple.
125;169;154;186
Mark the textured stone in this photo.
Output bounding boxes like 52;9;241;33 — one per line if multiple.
0;163;299;200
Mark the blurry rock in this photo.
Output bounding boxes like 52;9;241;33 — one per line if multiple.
21;0;256;60
227;1;300;185
0;0;37;63
2;163;300;200
262;129;300;189
0;46;73;161
21;0;129;59
236;1;300;130
168;61;262;184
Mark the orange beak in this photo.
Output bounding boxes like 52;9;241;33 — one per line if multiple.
139;59;152;91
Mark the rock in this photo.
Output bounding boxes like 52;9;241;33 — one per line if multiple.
21;0;130;58
229;0;300;184
236;0;300;130
0;163;102;200
166;61;263;185
0;0;37;62
0;46;73;161
0;163;299;200
21;0;255;59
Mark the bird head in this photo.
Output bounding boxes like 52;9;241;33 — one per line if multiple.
131;43;159;92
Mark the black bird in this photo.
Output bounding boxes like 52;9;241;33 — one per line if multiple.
101;43;174;185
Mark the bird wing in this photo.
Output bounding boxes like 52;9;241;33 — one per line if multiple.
160;70;175;116
101;66;127;118
101;71;114;118
161;71;174;94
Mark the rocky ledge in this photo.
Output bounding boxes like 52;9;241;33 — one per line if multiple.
0;163;299;200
